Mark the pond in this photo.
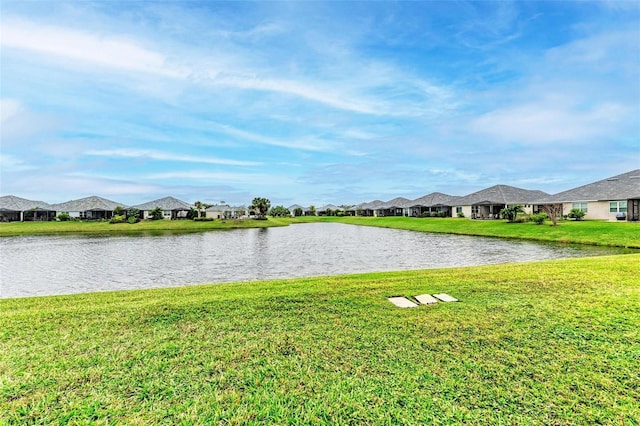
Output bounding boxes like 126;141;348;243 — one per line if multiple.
0;222;632;298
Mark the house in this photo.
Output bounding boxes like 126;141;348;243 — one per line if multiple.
205;204;248;219
535;169;640;221
374;197;411;217
407;192;460;217
454;185;549;219
349;200;383;217
288;204;305;217
317;204;340;216
0;195;56;222
51;196;126;220
131;196;192;220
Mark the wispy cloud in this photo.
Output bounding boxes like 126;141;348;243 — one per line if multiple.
85;149;262;166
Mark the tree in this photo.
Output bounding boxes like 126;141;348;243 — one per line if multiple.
568;208;585;221
113;206;126;216
293;207;303;217
127;207;140;223
309;205;316;216
56;212;71;221
540;204;563;226
269;205;290;217
500;205;524;223
149;206;163;220
194;201;203;219
251;197;271;220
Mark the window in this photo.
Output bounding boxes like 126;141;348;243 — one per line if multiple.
456;207;462;214
572;202;588;213
609;201;627;213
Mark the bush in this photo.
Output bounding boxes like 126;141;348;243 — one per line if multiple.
127;216;139;224
457;212;465;218
531;213;547;225
421;212;430;218
56;212;71;222
109;215;126;224
568;208;586;221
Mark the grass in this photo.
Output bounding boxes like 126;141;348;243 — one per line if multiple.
293;216;640;248
0;217;289;237
1;254;639;424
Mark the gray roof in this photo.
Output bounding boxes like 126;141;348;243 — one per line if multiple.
51;196;125;212
0;195;53;211
456;185;549;206
132;196;192;211
537;169;640;203
379;197;412;209
318;204;340;211
409;192;461;207
288;204;304;211
358;200;384;210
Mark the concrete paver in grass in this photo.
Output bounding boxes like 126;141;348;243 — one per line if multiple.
414;294;439;305
433;293;459;302
388;296;418;308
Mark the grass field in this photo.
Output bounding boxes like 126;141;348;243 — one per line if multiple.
0;217;289;237
1;254;639;424
295;216;640;248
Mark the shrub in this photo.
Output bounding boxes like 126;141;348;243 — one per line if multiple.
127;216;139;224
568;208;586;221
421;212;430;218
149;207;163;220
109;215;126;224
457;212;465;218
531;213;547;225
56;212;71;222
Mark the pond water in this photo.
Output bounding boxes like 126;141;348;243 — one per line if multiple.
0;222;632;298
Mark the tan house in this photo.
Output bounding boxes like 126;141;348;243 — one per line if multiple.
132;196;192;220
536;169;640;221
51;195;125;220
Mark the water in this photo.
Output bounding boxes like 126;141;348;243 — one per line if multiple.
0;223;631;298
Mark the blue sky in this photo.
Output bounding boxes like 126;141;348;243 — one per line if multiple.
1;1;639;207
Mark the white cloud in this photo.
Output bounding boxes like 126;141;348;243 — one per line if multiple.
146;171;291;185
85;149;262;166
0;153;37;172
0;19;186;78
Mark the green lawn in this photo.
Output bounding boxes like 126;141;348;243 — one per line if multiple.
294;216;640;248
0;217;289;237
1;254;639;424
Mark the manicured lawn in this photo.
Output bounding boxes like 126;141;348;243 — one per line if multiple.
0;217;289;237
295;216;640;248
1;254;639;424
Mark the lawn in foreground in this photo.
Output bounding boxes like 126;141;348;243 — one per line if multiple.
1;255;638;424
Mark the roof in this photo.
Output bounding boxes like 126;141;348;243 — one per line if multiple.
0;195;53;211
288;204;304;211
537;169;640;203
409;192;460;207
318;204;340;211
456;185;549;206
51;196;125;212
132;196;192;210
379;197;412;209
358;200;384;210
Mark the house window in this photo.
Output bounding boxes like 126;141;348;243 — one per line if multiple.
572;202;588;213
456;207;462;214
609;201;627;213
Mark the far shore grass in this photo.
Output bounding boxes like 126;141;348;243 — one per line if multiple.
2;216;639;248
1;254;639;424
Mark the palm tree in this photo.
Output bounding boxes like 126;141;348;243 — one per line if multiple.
194;201;203;219
251;197;271;220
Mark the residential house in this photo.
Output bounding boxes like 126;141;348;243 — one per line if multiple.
0;195;56;222
536;169;640;221
374;197;411;217
205;204;248;219
132;196;192;220
51;196;126;220
407;192;460;217
454;185;549;219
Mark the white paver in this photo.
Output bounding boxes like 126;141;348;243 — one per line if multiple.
432;293;459;302
388;296;418;308
414;294;439;305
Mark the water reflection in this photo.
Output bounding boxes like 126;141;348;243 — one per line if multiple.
0;223;632;298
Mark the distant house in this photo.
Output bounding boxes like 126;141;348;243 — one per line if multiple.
205;205;248;219
0;195;56;222
406;192;460;217
317;204;340;216
51;196;126;220
536;169;640;221
374;197;411;217
454;185;549;219
131;196;192;220
288;204;304;217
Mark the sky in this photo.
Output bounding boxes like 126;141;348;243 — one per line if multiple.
1;1;639;207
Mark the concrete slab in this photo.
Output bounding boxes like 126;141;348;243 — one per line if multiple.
388;296;418;308
414;294;438;305
433;293;459;302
